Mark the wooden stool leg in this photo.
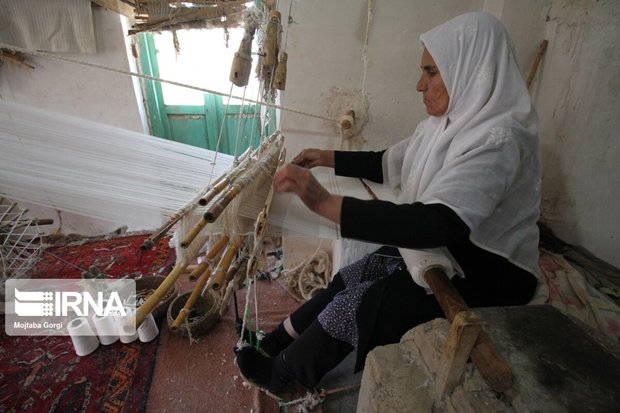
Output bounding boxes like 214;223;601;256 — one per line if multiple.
424;268;514;393
435;310;481;397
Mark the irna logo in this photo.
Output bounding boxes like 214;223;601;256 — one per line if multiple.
14;288;127;317
5;278;136;336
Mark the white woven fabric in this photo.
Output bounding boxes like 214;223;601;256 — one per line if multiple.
383;12;541;279
0;0;96;53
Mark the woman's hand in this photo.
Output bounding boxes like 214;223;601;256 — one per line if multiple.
274;163;342;224
291;149;335;169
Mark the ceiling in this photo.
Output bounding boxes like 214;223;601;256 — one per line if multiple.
92;0;246;34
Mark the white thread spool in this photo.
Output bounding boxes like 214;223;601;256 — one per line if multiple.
92;314;119;345
138;312;159;343
67;317;100;356
115;306;139;344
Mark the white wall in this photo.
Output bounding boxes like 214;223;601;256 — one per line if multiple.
534;0;620;267
280;0;484;158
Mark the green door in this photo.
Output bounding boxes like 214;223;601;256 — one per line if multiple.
136;32;274;156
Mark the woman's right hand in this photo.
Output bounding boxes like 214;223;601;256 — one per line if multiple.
274;163;342;224
291;149;335;169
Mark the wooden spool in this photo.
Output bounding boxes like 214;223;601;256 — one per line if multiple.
263;10;281;68
274;52;288;90
230;51;253;87
230;31;255;87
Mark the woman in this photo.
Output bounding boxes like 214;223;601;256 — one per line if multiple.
236;11;540;395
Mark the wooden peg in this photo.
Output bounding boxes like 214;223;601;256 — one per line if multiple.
274;52;288;90
424;267;514;393
435;310;482;397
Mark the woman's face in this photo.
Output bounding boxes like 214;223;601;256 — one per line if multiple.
416;48;450;117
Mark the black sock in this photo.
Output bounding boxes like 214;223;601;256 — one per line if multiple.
236;347;290;393
242;323;294;356
264;323;294;353
280;320;353;389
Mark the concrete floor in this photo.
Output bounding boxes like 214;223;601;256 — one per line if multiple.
145;277;364;412
317;352;363;413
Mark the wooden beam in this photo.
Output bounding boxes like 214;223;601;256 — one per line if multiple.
526;40;549;90
0;50;35;69
424;268;514;394
435;310;482;397
92;0;135;19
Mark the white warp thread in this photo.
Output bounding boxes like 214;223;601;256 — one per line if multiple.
0;100;236;230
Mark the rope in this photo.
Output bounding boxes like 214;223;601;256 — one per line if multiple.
0;43;338;124
209;83;235;184
281;0;294;54
233;86;248;159
277;382;361;411
282;242;332;302
278;392;324;412
237;276;255;349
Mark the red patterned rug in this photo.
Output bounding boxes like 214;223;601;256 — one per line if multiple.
0;233;176;413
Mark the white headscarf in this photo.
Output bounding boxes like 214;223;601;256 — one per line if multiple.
383;12;541;277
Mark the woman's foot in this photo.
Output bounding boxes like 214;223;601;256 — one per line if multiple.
239;327;275;357
235;346;291;397
239;323;295;357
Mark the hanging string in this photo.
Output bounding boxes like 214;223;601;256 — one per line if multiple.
340;128;347;151
232;86;248;160
207;83;234;187
256;83;268;152
253;268;259;343
250;85;263;146
0;43;337;124
281;0;294;54
360;0;374;104
238;101;252;153
238;276;254;349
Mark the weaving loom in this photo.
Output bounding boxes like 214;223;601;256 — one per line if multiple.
0;94;384;325
0;0;379;347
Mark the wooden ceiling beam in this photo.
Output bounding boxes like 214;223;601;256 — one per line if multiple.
92;0;136;19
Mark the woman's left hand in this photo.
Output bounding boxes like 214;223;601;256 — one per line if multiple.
274;163;342;224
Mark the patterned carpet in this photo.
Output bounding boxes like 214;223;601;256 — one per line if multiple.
0;233;175;413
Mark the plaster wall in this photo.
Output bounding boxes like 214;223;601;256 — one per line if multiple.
534;0;620;267
279;0;483;159
279;0;554;157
